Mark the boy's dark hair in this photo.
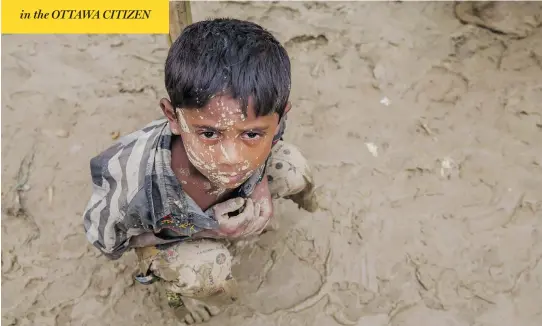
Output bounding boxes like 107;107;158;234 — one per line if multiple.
165;18;291;117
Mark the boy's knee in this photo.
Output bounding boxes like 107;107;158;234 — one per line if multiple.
267;141;314;198
152;240;236;300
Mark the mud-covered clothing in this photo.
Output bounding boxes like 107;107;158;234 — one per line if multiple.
83;117;286;260
135;140;315;307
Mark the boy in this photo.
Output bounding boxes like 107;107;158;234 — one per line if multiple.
83;18;316;324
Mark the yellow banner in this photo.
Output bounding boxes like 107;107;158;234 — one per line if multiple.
2;0;169;34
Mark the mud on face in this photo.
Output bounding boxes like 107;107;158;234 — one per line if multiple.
173;95;280;189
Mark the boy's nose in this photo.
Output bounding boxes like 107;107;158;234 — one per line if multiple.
218;141;243;165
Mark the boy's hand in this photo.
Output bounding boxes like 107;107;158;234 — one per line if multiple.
208;198;272;239
243;197;273;236
246;176;274;235
203;177;274;239
208;198;257;238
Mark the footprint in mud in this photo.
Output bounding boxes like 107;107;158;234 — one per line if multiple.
454;2;542;39
263;5;299;21
284;34;329;51
413;66;469;105
55;303;74;326
2;315;18;326
325;281;375;326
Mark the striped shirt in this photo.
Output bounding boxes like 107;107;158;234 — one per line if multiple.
83;118;285;260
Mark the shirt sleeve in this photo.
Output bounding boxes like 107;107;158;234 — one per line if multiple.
83;154;131;260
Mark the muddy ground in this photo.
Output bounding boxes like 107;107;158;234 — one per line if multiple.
2;1;542;326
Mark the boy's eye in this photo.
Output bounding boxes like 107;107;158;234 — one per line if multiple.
243;131;261;139
200;131;218;139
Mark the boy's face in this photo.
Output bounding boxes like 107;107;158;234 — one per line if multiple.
162;95;286;189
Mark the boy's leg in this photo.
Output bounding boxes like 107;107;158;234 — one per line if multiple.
266;140;318;212
135;240;238;324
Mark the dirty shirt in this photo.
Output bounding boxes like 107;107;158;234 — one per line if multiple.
83;118;285;260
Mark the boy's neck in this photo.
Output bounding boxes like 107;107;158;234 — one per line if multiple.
170;135;233;211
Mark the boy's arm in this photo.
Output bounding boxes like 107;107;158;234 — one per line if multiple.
83;156;132;260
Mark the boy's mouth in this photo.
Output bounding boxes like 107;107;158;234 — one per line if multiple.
209;170;250;187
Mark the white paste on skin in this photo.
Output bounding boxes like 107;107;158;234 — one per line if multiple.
176;108;190;133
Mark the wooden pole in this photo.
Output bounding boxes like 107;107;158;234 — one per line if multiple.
168;1;193;46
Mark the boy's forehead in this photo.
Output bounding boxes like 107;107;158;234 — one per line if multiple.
183;96;258;120
205;96;245;116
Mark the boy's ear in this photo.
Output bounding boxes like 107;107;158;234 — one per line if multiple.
160;98;176;121
160;98;182;135
284;101;292;115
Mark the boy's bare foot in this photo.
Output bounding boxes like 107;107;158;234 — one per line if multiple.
173;297;221;325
